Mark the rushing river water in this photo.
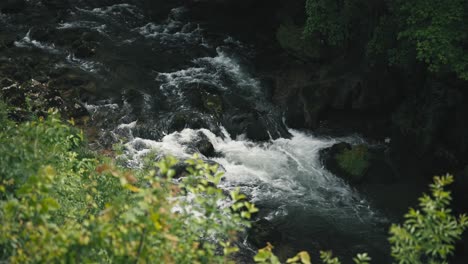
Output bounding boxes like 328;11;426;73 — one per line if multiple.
3;1;395;262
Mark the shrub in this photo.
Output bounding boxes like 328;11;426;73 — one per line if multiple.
389;174;468;264
0;111;258;263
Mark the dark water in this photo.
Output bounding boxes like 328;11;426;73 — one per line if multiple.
1;1;410;262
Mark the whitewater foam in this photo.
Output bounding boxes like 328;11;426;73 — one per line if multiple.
14;30;61;54
156;48;261;97
118;126;380;229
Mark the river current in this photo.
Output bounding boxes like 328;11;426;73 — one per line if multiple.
3;1;393;262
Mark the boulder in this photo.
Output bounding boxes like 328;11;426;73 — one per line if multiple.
192;131;216;157
320;142;397;185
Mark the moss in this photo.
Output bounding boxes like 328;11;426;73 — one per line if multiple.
203;94;222;115
335;144;369;178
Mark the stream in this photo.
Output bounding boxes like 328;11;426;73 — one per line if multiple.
1;1;398;262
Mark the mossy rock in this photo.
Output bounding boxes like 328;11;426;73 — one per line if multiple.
203;94;222;115
335;144;370;181
320;142;371;184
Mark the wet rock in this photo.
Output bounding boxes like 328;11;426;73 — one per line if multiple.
203;94;223;115
248;218;283;248
29;26;55;42
320;142;397;185
0;81;25;106
0;0;26;13
72;32;100;58
0;34;16;50
192;131;216;157
170;111;208;131
182;83;223;114
320;142;354;180
271;61;398;134
245;115;271;141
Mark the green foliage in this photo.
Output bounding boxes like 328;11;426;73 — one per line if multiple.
254;247;370;264
389;174;468;264
287;251;312;264
0;110;83;190
304;0;379;48
254;243;282;264
319;251;341;264
0;112;258;263
304;0;347;47
277;21;320;60
353;253;372;264
335;144;369;178
394;0;468;80
303;0;468;79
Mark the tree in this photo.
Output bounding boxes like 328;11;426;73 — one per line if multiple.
394;0;468;80
303;0;468;80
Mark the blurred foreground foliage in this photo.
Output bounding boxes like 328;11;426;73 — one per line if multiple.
0;106;257;263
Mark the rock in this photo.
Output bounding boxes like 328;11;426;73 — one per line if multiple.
0;34;16;50
248;218;283;249
0;81;25;107
320;142;354;179
245;115;271;141
192;131;216;157
169;111;209;131
29;27;55;42
0;0;26;13
203;94;223;115
320;143;397;185
271;61;398;134
72;32;100;58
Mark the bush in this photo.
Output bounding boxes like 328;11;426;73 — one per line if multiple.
0;111;258;263
389;175;468;264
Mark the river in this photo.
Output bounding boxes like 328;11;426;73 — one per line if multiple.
2;1;398;262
